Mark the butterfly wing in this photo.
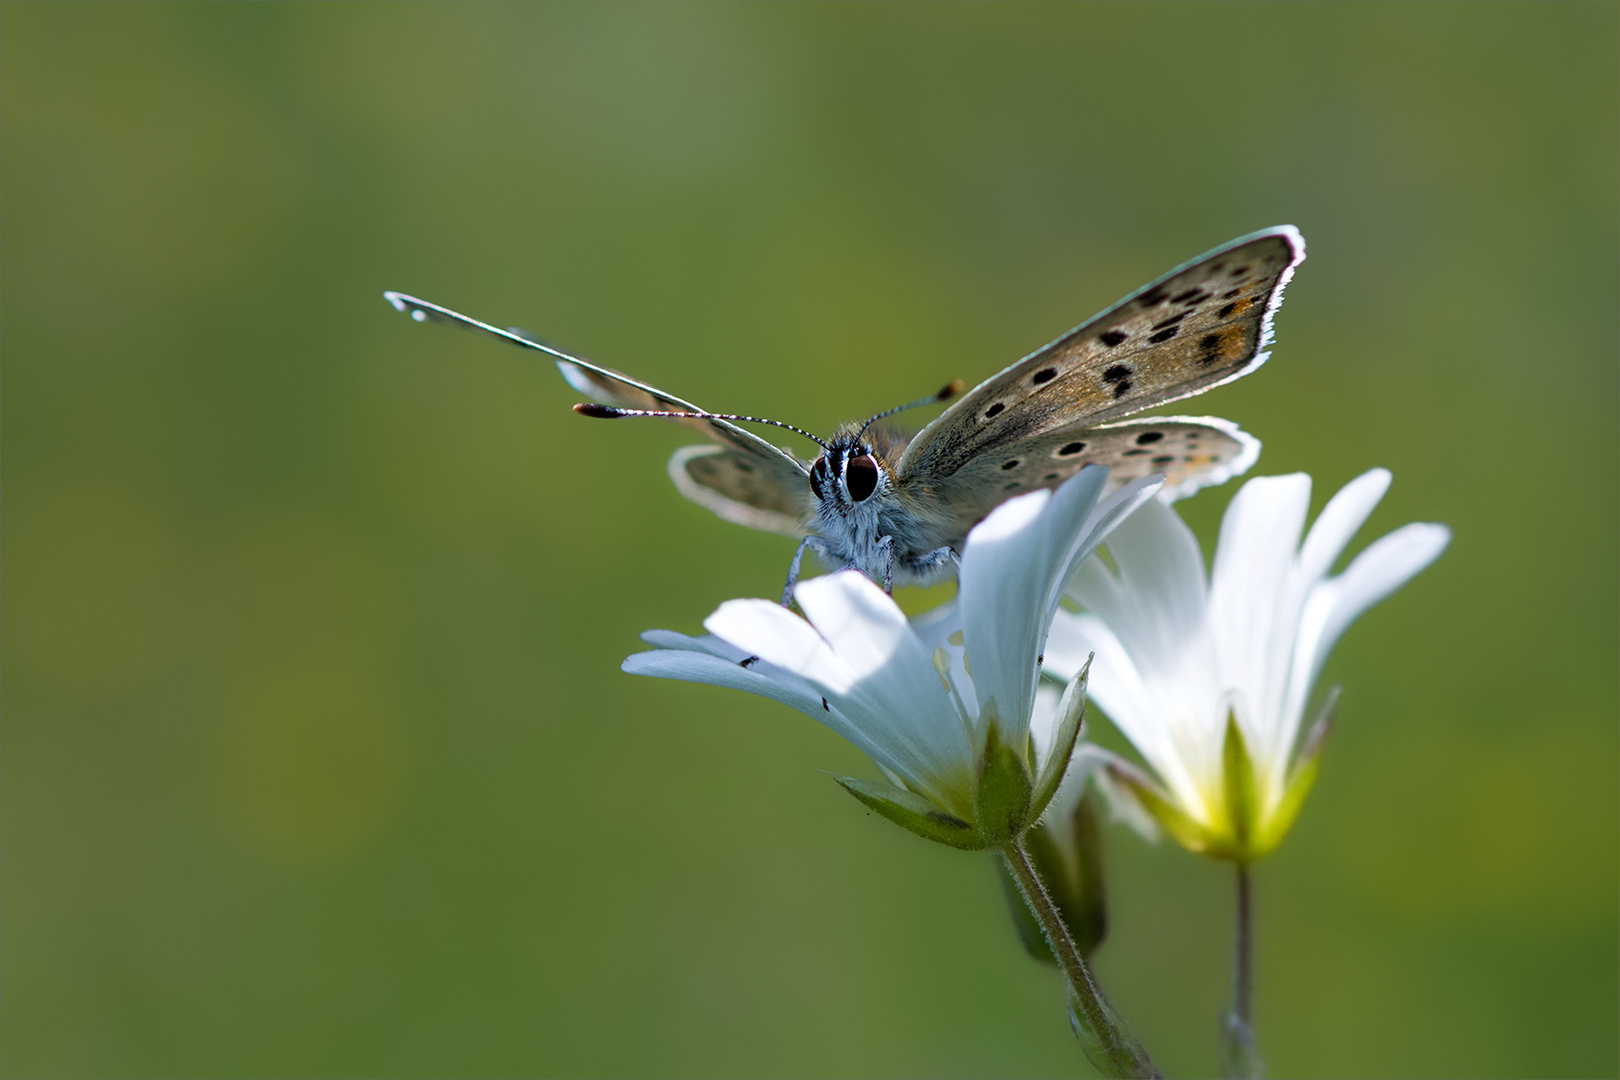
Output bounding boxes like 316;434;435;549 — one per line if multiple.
897;416;1259;543
895;227;1304;490
385;291;813;534
552;357;815;534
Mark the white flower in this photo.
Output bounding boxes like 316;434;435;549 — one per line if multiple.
624;467;1161;846
1043;468;1450;859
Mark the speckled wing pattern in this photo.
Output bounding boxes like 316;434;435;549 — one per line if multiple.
894;226;1304;529
382;291;811;535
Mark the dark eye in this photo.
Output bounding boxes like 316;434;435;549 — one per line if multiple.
844;455;879;501
809;457;829;500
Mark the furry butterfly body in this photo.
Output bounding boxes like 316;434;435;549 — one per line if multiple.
386;226;1304;597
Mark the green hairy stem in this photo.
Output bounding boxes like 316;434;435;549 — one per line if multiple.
999;838;1158;1079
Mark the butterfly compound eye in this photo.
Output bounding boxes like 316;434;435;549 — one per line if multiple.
844;455;879;502
809;457;829;501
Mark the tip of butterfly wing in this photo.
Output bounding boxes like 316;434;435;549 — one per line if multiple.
382;290;442;324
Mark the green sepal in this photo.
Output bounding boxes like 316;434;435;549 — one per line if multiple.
1221;713;1258;859
1028;655;1092;825
975;708;1033;843
1254;685;1337;856
1104;758;1216;854
834;775;987;850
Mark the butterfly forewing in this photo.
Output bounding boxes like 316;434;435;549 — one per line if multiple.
384;291;814;532
896;227;1303;486
556;358;807;477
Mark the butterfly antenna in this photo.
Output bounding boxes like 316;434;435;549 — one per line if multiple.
573;404;831;450
855;379;966;439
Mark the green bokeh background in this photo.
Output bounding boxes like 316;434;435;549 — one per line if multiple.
4;4;1616;1077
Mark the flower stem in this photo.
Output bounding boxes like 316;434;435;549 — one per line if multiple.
999;838;1158;1079
1220;861;1262;1079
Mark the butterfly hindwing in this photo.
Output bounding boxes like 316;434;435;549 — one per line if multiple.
556;360;813;532
668;445;812;537
905;416;1259;542
895;227;1303;487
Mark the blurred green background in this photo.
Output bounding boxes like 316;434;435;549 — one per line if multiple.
3;3;1615;1077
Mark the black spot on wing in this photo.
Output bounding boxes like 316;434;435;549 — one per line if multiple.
1099;329;1128;347
1152;455;1175;464
1031;367;1057;384
984;402;1005;419
1147;326;1179;344
1135;431;1163;445
1138;287;1169;308
1001;459;1020;470
1057;441;1087;456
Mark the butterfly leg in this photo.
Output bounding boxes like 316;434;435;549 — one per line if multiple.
912;545;961;581
781;535;835;607
876;535;898;594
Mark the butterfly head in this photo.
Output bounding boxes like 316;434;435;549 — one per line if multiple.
809;439;887;510
806;379;964;511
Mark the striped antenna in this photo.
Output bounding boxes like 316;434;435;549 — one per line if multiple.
573;404;830;450
855;379;966;439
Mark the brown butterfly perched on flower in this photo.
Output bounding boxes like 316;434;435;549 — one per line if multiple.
385;226;1304;602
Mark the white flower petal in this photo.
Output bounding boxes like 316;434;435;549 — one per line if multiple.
1296;468;1391;585
1055;469;1447;840
706;596;849;689
959;467;1158;749
1277;522;1453;780
624;648;918;779
1027;681;1065;770
1069;496;1216;708
639;628;744;658
1209;473;1312;752
720;573;975;810
1044;609;1211;820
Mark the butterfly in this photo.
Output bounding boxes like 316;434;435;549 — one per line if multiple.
385;225;1304;603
